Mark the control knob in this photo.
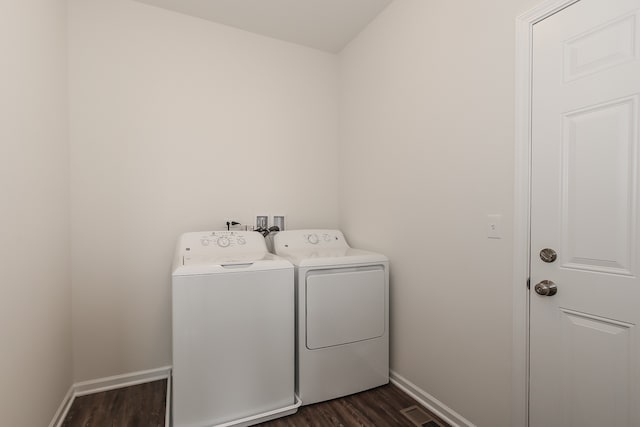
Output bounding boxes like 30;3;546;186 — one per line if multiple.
307;234;319;244
217;237;231;248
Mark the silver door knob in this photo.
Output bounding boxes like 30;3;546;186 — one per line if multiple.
539;248;557;263
534;280;557;296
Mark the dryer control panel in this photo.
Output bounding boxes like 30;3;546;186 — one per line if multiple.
273;229;349;250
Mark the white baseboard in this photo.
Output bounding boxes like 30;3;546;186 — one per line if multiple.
48;386;74;427
74;366;172;396
390;370;475;427
49;366;172;427
165;370;172;427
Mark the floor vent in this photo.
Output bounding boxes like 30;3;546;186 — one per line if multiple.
400;405;443;427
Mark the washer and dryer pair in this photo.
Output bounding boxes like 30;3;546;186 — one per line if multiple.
171;229;389;427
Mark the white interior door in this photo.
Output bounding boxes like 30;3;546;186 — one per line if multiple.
530;0;640;426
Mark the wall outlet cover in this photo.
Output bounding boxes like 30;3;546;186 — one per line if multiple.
256;215;269;228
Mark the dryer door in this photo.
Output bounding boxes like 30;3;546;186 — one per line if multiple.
305;266;385;350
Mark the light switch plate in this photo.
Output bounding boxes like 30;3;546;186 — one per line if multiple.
487;214;502;239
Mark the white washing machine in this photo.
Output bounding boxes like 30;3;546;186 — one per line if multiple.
272;229;389;405
172;231;299;427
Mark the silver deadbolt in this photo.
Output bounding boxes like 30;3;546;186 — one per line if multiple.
539;248;557;263
534;280;557;296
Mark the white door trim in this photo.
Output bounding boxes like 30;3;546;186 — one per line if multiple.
513;1;580;426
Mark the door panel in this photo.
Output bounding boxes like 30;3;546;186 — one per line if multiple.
561;96;637;275
305;267;385;350
563;12;638;82
530;0;640;426
558;309;633;427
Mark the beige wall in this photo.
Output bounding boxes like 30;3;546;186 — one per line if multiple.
0;1;549;424
0;1;72;426
338;1;538;426
68;0;340;381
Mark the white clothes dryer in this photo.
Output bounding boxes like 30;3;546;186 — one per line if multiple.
172;231;299;427
273;229;389;405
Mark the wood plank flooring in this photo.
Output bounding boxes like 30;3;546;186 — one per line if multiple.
62;380;166;427
62;380;449;427
256;384;449;427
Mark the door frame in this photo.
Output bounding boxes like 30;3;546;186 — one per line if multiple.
513;1;581;426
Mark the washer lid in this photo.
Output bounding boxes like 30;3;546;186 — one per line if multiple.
173;252;292;276
172;231;292;275
182;251;268;266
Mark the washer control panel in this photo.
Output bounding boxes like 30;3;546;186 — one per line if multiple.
179;231;266;255
199;231;248;248
274;229;349;250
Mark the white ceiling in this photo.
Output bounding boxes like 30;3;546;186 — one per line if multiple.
133;0;393;53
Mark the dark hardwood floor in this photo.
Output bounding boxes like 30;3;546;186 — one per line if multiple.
256;384;449;427
62;380;449;427
62;380;167;427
